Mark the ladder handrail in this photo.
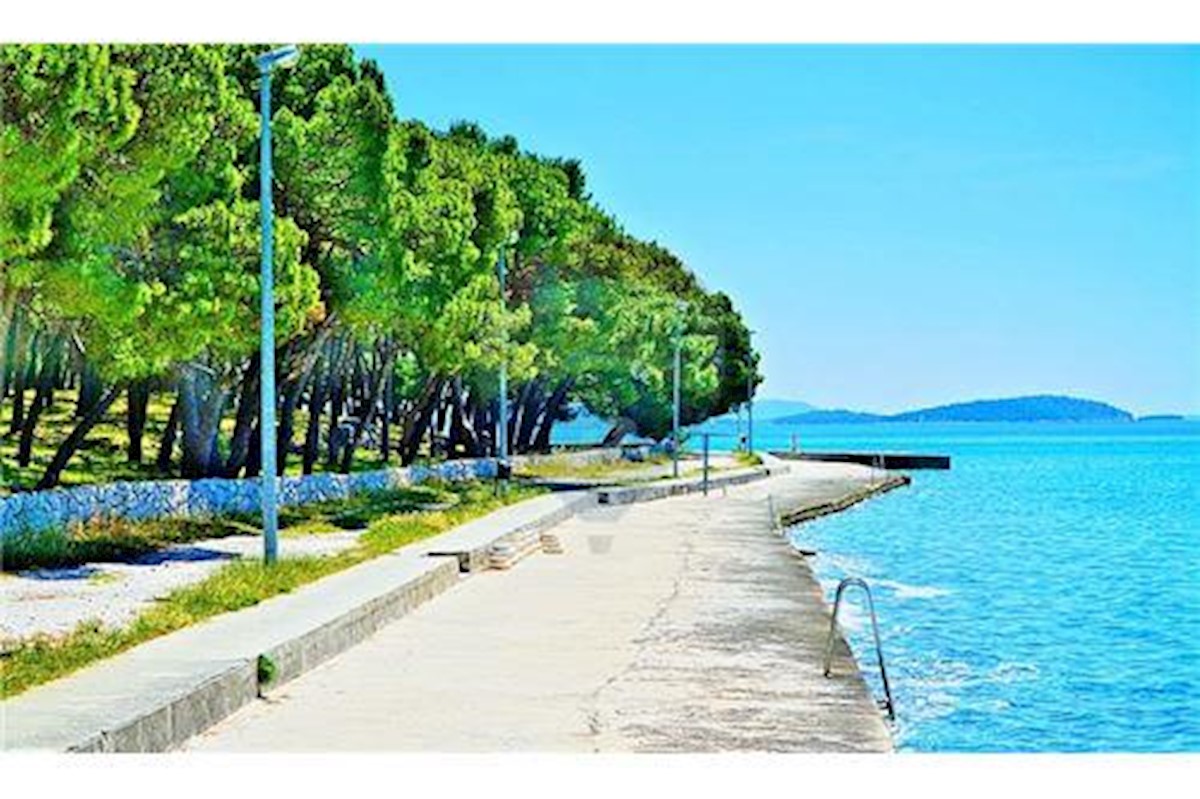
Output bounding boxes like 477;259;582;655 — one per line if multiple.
823;576;896;721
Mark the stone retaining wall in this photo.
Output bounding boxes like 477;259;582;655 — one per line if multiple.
0;448;627;540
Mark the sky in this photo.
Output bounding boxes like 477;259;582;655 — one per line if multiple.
355;45;1199;416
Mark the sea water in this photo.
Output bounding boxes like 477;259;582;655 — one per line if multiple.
750;420;1200;752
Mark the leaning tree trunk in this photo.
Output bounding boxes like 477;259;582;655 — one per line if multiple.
447;377;483;457
399;377;443;465
156;392;181;473
126;379;151;463
37;385;121;490
0;294;21;402
76;362;104;420
302;352;330;475
380;367;394;463
8;326;37;436
223;357;260;477
17;336;60;466
325;342;347;470
276;333;326;477
601;417;637;448
531;378;575;453
178;366;229;479
338;343;393;473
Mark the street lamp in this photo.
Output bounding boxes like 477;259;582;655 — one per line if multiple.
256;44;299;565
496;232;518;488
672;300;687;478
746;329;756;456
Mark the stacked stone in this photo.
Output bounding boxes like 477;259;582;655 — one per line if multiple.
486;529;544;570
0;450;620;542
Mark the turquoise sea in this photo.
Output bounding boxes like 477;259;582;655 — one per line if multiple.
728;419;1200;752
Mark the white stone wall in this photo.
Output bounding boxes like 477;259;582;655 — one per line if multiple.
0;448;634;540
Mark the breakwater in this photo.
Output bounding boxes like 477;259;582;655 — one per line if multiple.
779;473;911;525
772;451;951;470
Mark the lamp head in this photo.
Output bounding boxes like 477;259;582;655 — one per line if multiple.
257;45;300;73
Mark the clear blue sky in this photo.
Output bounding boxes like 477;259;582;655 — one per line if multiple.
355;45;1199;415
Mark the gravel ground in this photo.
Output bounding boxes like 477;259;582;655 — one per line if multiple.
0;531;362;644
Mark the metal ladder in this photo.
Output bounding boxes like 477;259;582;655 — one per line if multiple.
823;577;896;721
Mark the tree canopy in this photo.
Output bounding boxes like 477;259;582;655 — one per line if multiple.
1;44;760;490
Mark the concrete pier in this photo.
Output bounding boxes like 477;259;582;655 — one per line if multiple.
774;451;951;470
185;462;897;753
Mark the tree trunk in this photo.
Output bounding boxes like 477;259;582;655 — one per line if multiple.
400;377;443;465
325;344;346;470
178;366;229;479
276;371;307;476
17;338;59;466
157;392;181;473
601;417;637;448
303;354;328;475
380;366;393;463
531;378;574;453
338;344;392;473
447;377;483;457
76;362;103;419
126;380;151;463
8;326;35;436
1;296;20;401
37;385;121;490
223;357;260;476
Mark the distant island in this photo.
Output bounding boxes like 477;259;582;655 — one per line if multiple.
777;395;1135;425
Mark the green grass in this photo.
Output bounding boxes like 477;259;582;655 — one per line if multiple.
516;453;671;480
733;451;763;467
1;514;261;573
0;481;545;698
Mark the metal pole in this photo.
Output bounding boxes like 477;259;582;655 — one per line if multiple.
702;433;710;496
258;67;279;566
746;366;754;456
746;328;756;456
672;313;682;478
497;242;508;486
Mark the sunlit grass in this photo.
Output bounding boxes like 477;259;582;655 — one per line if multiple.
0;481;544;698
516;452;671;480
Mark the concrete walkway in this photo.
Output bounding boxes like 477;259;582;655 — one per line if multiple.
185;462;895;753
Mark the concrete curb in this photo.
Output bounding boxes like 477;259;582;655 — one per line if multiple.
425;491;595;573
3;466;781;753
4;555;461;753
778;474;910;527
596;463;787;505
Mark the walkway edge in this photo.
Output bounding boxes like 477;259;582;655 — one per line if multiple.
4;465;780;753
778;474;910;527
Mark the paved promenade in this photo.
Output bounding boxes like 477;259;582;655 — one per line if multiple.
186;462;894;752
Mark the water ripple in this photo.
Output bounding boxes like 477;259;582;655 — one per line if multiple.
780;420;1200;752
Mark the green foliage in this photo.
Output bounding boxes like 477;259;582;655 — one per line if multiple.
1;43;760;491
257;654;277;686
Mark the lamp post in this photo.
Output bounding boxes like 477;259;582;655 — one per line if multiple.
672;300;686;478
496;232;517;488
256;44;299;565
746;329;756;456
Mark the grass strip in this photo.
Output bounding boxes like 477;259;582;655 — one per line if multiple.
0;481;544;698
515;453;671;480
